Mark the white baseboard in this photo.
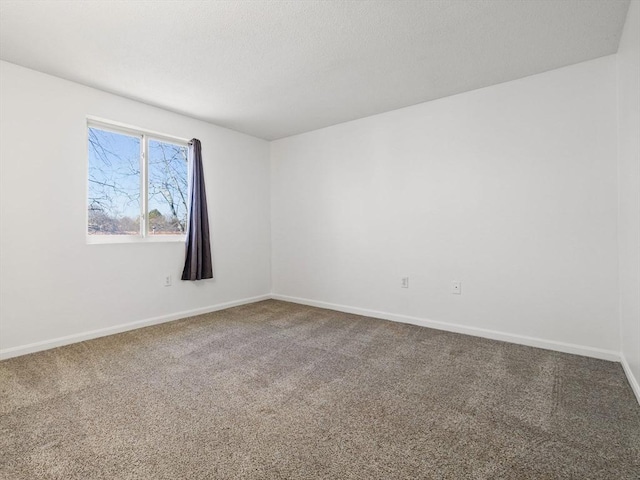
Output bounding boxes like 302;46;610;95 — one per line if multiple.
271;294;621;362
0;294;271;360
3;292;637;405
621;355;640;405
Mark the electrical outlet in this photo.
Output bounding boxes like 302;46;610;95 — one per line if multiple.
452;280;461;294
401;277;409;288
164;274;172;287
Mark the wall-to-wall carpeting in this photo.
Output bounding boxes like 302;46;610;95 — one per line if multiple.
1;300;639;479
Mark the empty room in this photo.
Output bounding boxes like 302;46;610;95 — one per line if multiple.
1;0;639;478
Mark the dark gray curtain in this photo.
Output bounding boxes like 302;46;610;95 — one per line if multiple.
181;139;213;281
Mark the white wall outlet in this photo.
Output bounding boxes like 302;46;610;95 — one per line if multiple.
164;274;172;287
452;280;461;294
401;277;409;288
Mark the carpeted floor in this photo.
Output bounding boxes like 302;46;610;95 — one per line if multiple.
1;300;639;479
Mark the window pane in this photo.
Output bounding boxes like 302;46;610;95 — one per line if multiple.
87;127;141;235
148;140;188;235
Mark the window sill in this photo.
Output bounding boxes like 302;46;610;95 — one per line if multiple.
86;235;186;245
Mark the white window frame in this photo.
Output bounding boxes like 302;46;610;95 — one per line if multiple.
86;117;190;244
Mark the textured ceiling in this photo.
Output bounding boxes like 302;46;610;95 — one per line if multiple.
0;0;631;140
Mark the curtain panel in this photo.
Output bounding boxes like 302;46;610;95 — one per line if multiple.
181;138;213;281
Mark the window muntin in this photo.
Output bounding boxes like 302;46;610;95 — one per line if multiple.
87;121;188;242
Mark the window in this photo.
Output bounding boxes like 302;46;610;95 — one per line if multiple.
87;120;189;242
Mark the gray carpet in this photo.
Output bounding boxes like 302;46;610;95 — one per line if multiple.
1;300;639;479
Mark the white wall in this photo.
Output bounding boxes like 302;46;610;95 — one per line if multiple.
0;61;271;356
1;33;633;373
617;0;640;399
271;56;619;358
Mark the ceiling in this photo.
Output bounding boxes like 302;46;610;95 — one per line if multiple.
0;0;631;140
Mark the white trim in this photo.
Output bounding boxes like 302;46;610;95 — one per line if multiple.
621;355;640;405
86;234;186;245
86;116;190;145
141;134;148;236
271;294;621;362
0;294;271;360
2;292;630;388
